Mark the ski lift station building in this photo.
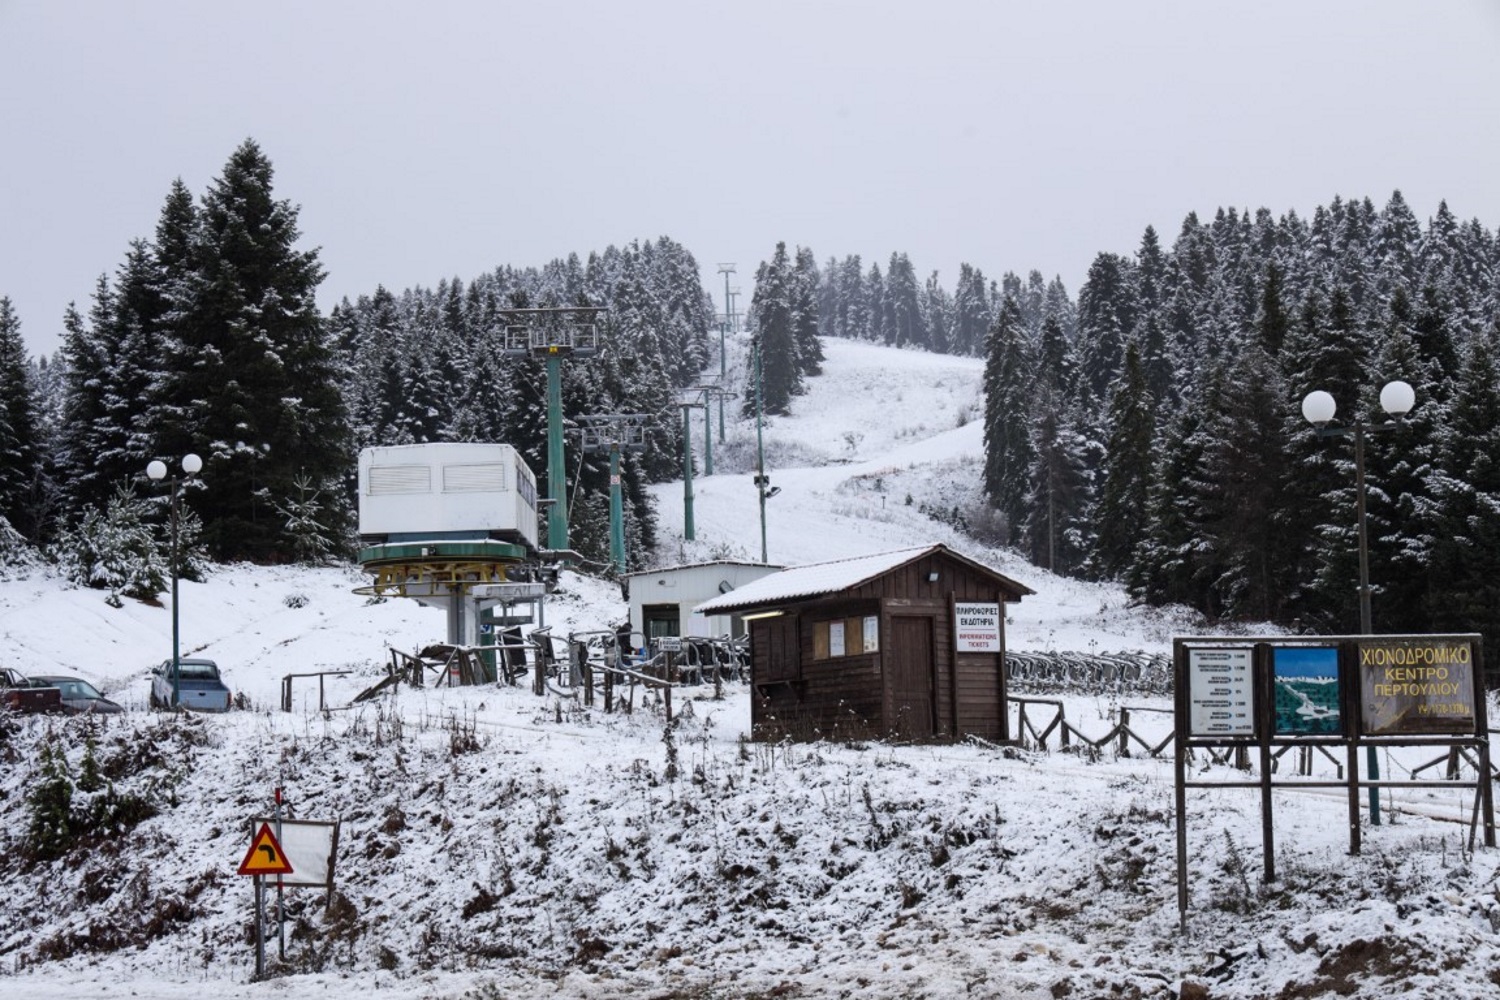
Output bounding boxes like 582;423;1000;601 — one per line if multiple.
357;442;540;550
355;443;543;645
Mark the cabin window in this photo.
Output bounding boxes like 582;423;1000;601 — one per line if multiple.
813;616;878;659
368;464;431;495
443;463;508;493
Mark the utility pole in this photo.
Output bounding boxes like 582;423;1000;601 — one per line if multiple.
499;306;604;556
751;335;779;563
678;399;705;541
577;414;648;575
717;263;736;332
692;385;737;475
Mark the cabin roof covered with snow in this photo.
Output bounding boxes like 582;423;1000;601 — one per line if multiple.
622;559;784;579
694;543;1033;616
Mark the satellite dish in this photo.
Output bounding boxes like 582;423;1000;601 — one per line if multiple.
718;580;734;594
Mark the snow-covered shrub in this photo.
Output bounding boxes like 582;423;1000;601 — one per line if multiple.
0;515;42;579
272;473;347;566
48;485;167;603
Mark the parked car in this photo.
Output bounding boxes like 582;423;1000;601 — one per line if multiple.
0;667;63;714
149;658;232;712
29;675;125;715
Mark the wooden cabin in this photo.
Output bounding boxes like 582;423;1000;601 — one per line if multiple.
695;543;1033;743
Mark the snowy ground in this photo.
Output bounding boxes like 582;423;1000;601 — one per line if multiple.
2;336;1499;999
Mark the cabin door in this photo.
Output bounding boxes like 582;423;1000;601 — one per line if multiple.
890;616;935;739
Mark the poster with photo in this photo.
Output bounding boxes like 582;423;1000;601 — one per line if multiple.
1272;645;1343;736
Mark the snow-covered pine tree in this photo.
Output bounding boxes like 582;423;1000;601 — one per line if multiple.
835;255;868;341
153;139;351;561
923;269;951;355
1075;252;1136;403
865;261;887;345
981;295;1035;544
54;298;107;512
883;253;924;350
49;483;166;604
745;244;801;417
951;263;991;357
1020;393;1093;576
791;247;824;377
1090;339;1155;580
1423;327;1500;650
1196;343;1292;621
0;298;43;540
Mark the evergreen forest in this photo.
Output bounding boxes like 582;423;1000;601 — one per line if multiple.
746;195;1500;649
2;140;1497;654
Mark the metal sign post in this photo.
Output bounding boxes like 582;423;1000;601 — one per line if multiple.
238;819;294;978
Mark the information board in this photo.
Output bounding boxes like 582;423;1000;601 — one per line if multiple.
1187;646;1255;736
1359;638;1477;735
953;602;1002;653
1271;645;1343;736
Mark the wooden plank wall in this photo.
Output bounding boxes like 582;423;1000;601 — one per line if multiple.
750;550;1022;743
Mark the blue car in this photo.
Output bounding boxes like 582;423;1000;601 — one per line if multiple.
150;658;233;712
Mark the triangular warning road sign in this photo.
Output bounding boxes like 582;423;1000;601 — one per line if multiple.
238;822;294;876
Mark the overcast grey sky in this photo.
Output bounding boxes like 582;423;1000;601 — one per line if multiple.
3;0;1499;357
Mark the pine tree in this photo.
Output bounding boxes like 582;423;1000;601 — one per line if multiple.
866;262;887;344
791;247;824;377
1034;314;1078;397
1276;282;1368;625
1076;253;1136;401
1128;395;1210;608
1091;339;1155;579
883;253;924;349
0;298;42;539
49;483;167;603
153;139;351;561
923;270;951;355
951;263;991;357
1255;262;1290;355
981;296;1035;542
835;256;868;341
1423;330;1500;649
25;741;74;861
744;244;801;417
1196;345;1291;620
1021;395;1092;575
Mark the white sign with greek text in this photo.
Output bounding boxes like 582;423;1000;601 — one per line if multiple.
954;602;1002;653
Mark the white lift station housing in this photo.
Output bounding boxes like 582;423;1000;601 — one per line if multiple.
357;442;540;550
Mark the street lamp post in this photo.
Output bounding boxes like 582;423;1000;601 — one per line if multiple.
1301;379;1416;827
147;453;202;708
751;335;779;563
